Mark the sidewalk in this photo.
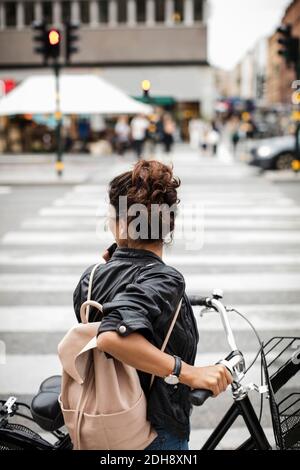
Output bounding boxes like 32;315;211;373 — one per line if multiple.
0;144;258;186
0;153;108;186
0;145;189;186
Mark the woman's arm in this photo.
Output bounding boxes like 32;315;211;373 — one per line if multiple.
97;331;232;396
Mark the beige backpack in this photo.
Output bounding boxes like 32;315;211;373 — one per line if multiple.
58;262;182;450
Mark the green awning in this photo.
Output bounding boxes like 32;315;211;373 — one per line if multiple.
133;96;176;106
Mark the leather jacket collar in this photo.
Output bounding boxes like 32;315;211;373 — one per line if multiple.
111;247;164;264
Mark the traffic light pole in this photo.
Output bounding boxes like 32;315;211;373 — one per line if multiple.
293;51;300;172
54;63;64;177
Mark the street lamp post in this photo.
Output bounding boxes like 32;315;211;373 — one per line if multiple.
54;63;63;177
141;79;151;104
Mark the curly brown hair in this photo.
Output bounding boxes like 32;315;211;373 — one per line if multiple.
109;160;181;243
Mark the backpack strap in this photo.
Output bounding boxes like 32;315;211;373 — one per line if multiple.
149;297;183;389
80;262;103;323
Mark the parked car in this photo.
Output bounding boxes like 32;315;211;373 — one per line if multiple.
248;135;295;170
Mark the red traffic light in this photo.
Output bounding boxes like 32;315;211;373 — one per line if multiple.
48;29;60;46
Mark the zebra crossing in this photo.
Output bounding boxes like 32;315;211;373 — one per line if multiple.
0;148;299;449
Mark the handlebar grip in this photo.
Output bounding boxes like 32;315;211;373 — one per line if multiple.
189;295;210;306
190;389;213;406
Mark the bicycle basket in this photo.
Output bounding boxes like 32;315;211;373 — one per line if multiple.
262;336;300;450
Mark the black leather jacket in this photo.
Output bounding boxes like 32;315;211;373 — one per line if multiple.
73;247;199;440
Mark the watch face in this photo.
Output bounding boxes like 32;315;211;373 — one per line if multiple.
164;374;179;385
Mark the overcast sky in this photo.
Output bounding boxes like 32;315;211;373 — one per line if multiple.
208;0;292;70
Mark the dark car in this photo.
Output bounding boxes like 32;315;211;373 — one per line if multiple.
248;135;295;170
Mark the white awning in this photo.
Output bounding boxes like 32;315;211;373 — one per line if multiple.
0;74;152;115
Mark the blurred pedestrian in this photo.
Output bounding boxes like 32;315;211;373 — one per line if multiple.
115;116;130;156
131;114;149;160
162;114;176;153
78;117;90;153
188;116;203;150
200;121;210;154
207;121;220;156
146;113;161;156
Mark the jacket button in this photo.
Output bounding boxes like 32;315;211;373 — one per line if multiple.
118;325;127;334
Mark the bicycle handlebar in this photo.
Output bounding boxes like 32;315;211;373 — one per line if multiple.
188;291;240;407
188;295;211;307
190;388;213;406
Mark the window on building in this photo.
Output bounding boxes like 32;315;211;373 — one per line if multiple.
62;1;71;22
4;1;17;27
42;2;53;24
80;1;90;24
99;0;109;23
155;0;165;23
137;0;146;23
194;0;203;22
24;1;34;26
174;0;184;23
117;0;127;23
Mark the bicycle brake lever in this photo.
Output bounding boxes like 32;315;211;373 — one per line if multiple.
217;351;246;382
1;396;17;416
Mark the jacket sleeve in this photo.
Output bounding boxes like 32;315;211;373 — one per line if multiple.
97;264;185;341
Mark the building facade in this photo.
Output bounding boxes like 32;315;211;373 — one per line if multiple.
0;0;215;119
266;0;300;106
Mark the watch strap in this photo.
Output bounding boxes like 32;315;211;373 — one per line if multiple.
172;355;182;377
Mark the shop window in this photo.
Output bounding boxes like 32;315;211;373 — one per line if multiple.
155;0;164;23
194;0;203;21
137;0;146;23
99;0;109;23
4;1;16;27
24;2;34;26
42;2;53;24
80;0;90;24
117;0;127;23
62;1;71;22
174;0;183;23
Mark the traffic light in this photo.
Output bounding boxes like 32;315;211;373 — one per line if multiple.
32;22;61;62
32;21;47;62
277;24;299;67
47;28;61;59
65;21;80;63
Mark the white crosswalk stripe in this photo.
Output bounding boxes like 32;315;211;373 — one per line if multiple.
1;305;299;332
0;186;11;195
0;272;299;291
1;252;300;266
19;217;300;229
2;230;300;245
0;148;299;449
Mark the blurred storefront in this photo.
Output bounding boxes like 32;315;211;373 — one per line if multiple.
0;0;216;152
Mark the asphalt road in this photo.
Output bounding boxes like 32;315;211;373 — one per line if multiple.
0;144;300;449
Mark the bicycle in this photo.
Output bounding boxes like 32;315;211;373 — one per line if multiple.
1;290;299;450
189;290;300;450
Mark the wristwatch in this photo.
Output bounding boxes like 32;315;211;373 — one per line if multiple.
164;356;182;385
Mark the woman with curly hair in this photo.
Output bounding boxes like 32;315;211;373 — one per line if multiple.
73;160;232;450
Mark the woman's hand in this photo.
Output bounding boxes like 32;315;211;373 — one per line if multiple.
180;364;233;397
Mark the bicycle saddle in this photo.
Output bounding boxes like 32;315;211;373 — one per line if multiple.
30;375;64;432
